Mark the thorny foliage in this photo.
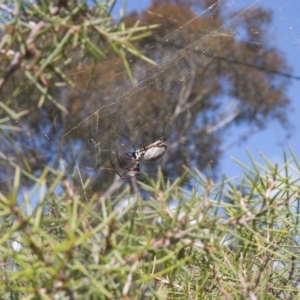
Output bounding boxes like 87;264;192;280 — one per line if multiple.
0;149;300;299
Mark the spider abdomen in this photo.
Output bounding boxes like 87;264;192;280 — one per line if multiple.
143;143;167;162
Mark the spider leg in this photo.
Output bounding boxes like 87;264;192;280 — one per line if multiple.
109;158;125;178
116;172;141;179
120;161;140;172
110;159;141;179
117;153;139;168
110;152;141;179
161;123;174;142
126;145;137;158
161;122;166;139
126;152;133;158
116;151;124;168
116;151;140;169
124;157;140;162
120;167;140;172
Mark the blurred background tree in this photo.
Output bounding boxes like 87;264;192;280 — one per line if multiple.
0;0;291;197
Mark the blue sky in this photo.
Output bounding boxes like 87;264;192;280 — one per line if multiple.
112;0;300;178
223;0;300;176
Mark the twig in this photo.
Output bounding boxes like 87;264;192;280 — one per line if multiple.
0;5;60;91
0;4;16;16
0;52;22;90
122;260;139;297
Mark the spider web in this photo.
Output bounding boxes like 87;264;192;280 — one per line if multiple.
34;0;299;195
50;1;256;183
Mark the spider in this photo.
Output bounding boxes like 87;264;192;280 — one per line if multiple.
110;124;171;179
